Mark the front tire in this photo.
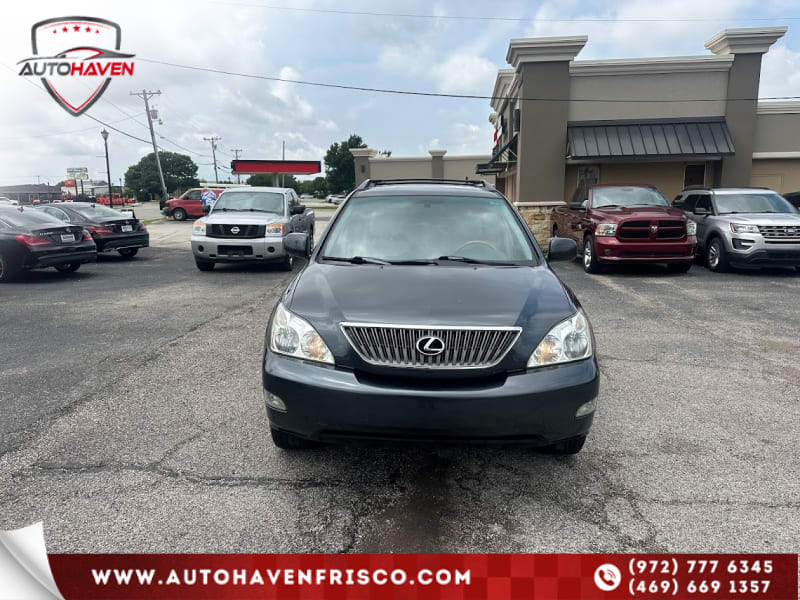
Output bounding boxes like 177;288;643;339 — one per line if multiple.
278;254;294;271
544;435;587;455
270;428;314;450
195;259;214;271
117;247;139;259
0;252;19;283
706;237;729;272
582;236;602;273
173;208;187;221
667;262;692;274
54;263;81;273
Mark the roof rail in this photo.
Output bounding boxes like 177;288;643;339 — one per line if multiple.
360;178;489;189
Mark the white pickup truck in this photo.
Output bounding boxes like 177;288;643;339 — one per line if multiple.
190;186;314;271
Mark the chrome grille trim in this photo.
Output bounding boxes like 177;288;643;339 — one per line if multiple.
340;322;522;369
759;225;800;240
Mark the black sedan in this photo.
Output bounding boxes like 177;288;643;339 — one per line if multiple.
37;202;149;258
0;206;96;282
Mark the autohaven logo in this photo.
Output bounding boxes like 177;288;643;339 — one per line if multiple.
18;16;135;116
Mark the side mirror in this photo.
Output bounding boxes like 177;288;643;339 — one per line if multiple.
284;232;311;257
548;237;578;262
202;204;211;213
290;204;305;215
693;207;709;216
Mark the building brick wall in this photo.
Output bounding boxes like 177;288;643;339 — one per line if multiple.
516;201;565;250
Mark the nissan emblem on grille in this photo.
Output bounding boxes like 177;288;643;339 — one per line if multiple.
230;226;240;235
416;336;445;356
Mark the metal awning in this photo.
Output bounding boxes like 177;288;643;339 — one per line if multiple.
567;118;735;161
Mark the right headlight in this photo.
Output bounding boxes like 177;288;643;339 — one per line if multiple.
686;220;697;236
528;310;593;368
269;303;334;365
595;223;617;237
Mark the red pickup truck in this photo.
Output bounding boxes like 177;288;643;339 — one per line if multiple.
551;184;697;273
162;187;223;221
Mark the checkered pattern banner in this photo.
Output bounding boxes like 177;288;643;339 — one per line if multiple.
47;553;797;599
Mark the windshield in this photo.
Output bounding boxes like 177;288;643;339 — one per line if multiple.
213;191;284;213
0;208;63;227
321;194;535;264
73;205;127;219
592;186;669;208
714;193;797;214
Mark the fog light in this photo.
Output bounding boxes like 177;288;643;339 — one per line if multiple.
264;389;287;412
604;249;611;256
576;398;596;418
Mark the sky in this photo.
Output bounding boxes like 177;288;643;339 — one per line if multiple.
1;0;799;186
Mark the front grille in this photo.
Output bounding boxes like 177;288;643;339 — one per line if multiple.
207;224;266;238
341;323;521;369
759;225;800;240
617;219;685;241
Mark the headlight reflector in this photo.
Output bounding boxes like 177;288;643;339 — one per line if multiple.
265;222;286;235
686;220;697;236
269;303;333;364
192;220;206;235
730;223;759;234
595;223;617;237
528;310;593;368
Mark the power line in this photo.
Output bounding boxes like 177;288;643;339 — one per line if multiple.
131;90;170;203
138;57;800;103
203;136;222;183
0;113;146;142
201;1;800;24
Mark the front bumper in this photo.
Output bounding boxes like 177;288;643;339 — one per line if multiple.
96;232;149;252
595;236;696;263
192;235;286;263
162;208;173;217
725;236;800;267
263;352;599;445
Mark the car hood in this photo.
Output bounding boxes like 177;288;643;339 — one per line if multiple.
285;262;581;373
591;205;685;221
712;212;800;225
202;211;286;225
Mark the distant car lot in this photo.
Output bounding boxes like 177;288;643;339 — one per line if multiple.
0;218;797;553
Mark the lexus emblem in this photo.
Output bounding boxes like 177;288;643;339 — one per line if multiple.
416;335;445;356
230;226;240;235
650;224;659;233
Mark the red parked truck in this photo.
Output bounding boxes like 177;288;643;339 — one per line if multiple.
162;187;224;221
551;184;697;273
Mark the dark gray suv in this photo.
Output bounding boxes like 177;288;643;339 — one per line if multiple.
261;179;598;454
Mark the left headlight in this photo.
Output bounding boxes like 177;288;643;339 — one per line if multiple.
269;303;334;365
193;220;206;235
528;310;593;368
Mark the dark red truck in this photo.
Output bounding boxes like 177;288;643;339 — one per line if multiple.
551;184;697;273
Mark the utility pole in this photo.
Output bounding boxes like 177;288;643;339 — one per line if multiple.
231;149;243;184
204;136;221;183
131;90;169;205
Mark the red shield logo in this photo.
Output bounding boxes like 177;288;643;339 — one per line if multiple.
21;16;134;116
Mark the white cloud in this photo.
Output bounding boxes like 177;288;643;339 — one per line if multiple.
760;44;800;98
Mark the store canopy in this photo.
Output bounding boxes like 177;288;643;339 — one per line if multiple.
567;118;735;161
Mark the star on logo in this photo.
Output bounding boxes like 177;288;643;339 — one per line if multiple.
73;25;80;31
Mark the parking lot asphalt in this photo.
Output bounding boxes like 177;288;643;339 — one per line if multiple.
1;223;798;553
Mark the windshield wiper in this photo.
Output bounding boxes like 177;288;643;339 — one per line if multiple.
437;255;517;266
323;255;391;265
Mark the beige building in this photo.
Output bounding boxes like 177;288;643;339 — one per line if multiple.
352;149;495;186
479;27;800;244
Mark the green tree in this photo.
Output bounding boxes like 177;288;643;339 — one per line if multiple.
124;151;199;202
246;174;273;186
324;134;367;193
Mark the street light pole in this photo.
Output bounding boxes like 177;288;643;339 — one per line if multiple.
101;129;112;208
